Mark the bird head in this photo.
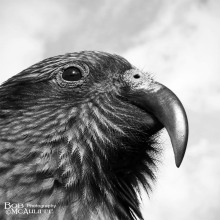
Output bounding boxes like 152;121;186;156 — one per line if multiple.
0;51;188;219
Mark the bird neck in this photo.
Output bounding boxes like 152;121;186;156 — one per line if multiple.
0;96;155;220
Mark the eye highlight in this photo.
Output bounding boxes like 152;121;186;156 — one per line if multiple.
62;67;82;82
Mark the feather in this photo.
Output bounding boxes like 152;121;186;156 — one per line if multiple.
0;51;184;220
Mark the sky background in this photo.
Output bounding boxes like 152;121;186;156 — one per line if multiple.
0;0;220;219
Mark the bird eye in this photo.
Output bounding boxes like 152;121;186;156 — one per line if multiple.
56;63;89;87
62;67;83;81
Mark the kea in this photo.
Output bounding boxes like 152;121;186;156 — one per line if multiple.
0;51;188;220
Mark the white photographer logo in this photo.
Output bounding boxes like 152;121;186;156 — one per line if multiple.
4;202;24;209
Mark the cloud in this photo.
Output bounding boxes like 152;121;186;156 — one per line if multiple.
0;0;69;83
141;136;220;220
43;0;160;56
123;0;220;112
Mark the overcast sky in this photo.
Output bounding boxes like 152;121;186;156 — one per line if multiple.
0;0;220;219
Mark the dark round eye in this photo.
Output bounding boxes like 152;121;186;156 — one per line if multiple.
62;66;83;81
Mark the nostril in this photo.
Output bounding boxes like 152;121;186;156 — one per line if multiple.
133;74;140;79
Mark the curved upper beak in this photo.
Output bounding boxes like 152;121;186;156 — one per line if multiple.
124;70;189;167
